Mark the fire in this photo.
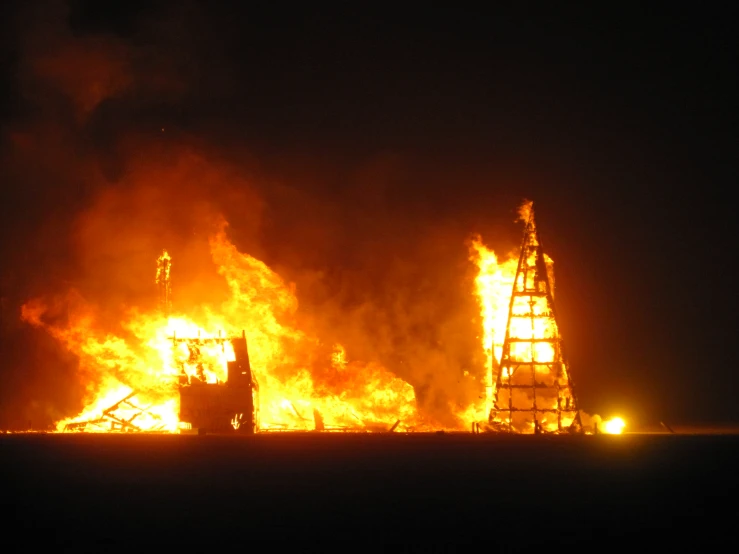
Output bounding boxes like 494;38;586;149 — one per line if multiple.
22;219;422;433
466;236;518;420
21;295;182;432
602;417;626;434
464;200;620;434
21;200;621;435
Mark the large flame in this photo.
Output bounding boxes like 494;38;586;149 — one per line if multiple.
465;236;518;422
22;220;421;433
22;203;620;434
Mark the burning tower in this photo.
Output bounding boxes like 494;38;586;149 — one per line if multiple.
489;203;582;433
156;250;172;316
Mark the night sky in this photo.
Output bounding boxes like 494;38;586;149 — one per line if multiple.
0;2;736;428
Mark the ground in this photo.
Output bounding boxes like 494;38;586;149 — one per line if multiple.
2;432;738;550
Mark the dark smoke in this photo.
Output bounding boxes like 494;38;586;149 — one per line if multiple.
0;1;527;429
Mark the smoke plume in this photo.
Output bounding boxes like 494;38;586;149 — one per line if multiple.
0;1;527;429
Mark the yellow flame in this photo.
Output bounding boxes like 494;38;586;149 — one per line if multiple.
331;344;348;371
24;221;424;433
602;417;626;434
465;235;518;424
467;236;518;373
24;203;617;435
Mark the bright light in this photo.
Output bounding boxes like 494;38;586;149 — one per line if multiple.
602;417;626;434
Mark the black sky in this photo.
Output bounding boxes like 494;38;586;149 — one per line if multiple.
0;2;736;427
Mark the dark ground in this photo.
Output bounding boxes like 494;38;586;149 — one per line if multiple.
2;433;738;552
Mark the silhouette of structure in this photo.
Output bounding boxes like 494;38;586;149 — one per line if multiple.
176;329;259;434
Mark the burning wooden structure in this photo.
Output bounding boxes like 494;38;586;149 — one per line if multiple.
176;329;259;434
49;201;605;435
61;249;258;434
59;330;259;434
158;246;258;434
487;203;583;433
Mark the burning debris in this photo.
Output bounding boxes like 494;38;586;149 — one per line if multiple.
62;391;170;433
18;201;625;435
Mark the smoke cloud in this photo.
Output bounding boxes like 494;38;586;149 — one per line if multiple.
0;1;529;429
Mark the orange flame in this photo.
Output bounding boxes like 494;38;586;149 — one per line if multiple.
23;203;620;435
517;199;533;223
23;219;423;433
465;236;518;421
